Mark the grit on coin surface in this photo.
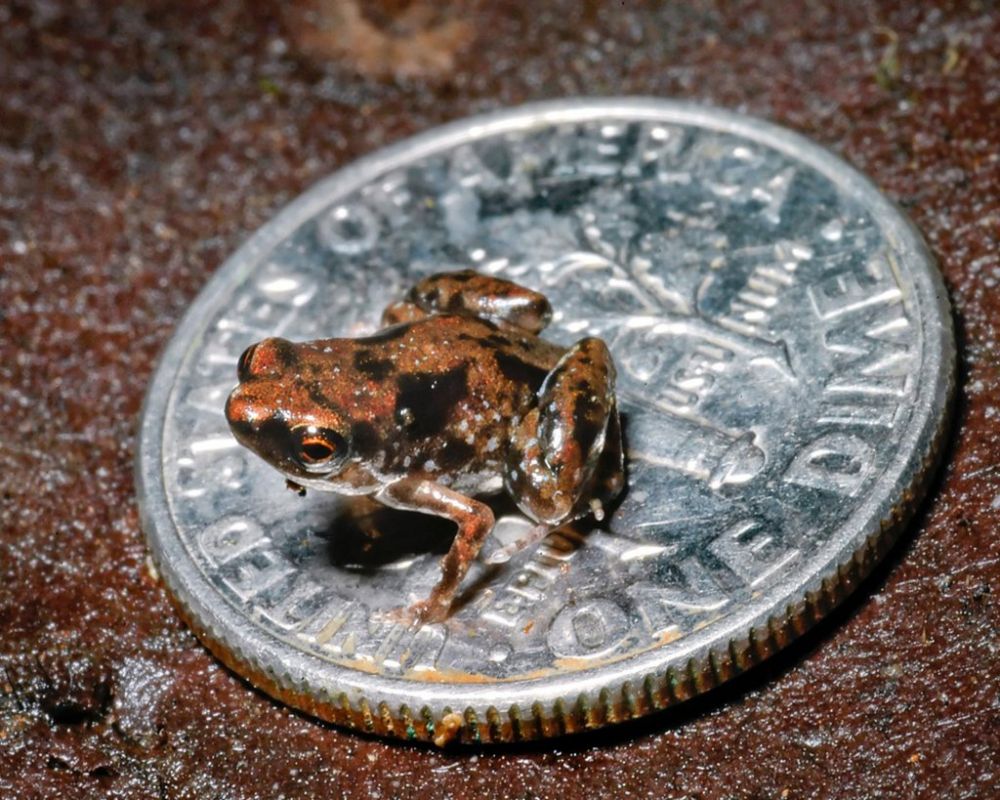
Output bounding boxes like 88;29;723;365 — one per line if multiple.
136;99;953;743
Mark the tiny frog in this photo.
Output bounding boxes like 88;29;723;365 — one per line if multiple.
225;270;623;623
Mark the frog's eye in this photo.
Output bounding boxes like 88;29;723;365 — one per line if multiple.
237;338;295;382
293;427;346;471
237;343;258;382
301;438;334;462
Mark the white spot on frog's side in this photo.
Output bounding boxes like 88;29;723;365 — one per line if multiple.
403;456;412;468
423;459;437;471
991;493;1000;510
486;437;499;453
458;419;469;432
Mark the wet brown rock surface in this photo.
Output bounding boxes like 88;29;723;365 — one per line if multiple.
1;1;998;797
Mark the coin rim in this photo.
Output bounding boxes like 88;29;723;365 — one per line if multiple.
135;97;955;744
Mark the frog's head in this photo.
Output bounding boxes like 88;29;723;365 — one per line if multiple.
225;337;350;480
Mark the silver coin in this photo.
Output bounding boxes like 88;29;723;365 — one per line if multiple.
136;98;954;744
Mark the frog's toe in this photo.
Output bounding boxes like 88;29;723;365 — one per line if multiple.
387;598;452;628
409;597;453;625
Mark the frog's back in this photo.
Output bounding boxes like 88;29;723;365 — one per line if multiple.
357;314;564;396
325;314;565;482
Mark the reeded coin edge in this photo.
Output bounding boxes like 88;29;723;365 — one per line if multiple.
136;98;957;745
148;355;953;745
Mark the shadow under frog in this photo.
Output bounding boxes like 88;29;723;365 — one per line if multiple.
315;478;627;617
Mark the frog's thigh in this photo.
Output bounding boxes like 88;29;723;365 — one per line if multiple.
507;337;617;525
378;478;495;621
395;270;553;333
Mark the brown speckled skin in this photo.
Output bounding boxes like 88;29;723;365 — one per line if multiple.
1;1;998;798
225;272;621;621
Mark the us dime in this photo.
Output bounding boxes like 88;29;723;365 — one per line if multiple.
136;99;954;744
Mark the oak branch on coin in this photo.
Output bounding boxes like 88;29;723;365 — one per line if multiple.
225;270;625;624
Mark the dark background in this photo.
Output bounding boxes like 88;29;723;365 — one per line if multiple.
1;1;998;798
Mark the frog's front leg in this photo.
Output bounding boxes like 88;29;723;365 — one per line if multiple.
507;337;622;525
377;477;495;624
382;269;552;333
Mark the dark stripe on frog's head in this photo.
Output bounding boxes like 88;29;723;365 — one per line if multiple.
353;349;395;380
395;365;468;439
228;414;294;466
306;381;332;410
494;350;548;393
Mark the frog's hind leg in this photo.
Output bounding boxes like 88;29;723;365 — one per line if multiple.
381;269;552;333
486;412;621;563
506;337;621;526
377;477;495;625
